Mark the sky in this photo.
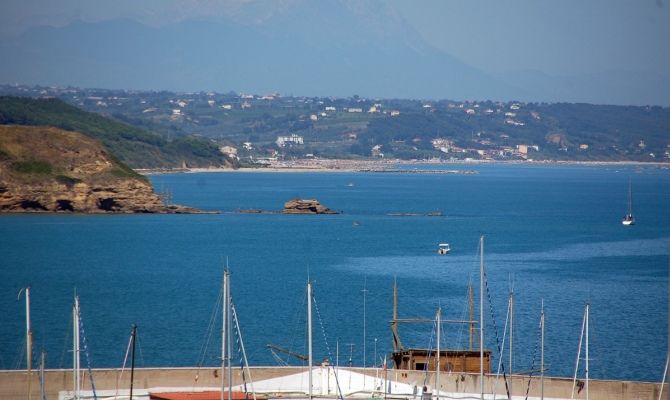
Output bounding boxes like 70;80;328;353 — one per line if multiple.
3;0;668;78
1;0;669;104
391;0;670;77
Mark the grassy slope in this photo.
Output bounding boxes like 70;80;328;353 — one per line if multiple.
0;96;229;168
0;125;145;185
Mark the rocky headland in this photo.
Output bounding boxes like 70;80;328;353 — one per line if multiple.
0;125;201;213
282;198;338;214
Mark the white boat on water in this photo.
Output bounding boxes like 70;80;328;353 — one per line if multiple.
622;177;635;226
437;243;450;254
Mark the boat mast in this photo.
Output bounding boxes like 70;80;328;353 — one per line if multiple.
231;304;257;400
227;272;233;400
221;270;229;400
19;287;33;400
39;351;46;400
509;286;514;397
363;278;367;369
628;177;633;216
585;303;589;400
540;300;545;400
73;295;81;400
129;324;137;400
436;307;441;400
571;304;587;400
468;281;475;351
391;278;403;352
479;235;485;400
308;281;313;400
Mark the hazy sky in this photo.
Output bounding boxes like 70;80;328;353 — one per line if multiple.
391;0;670;77
2;0;669;78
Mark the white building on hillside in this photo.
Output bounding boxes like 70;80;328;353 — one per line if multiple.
276;134;304;147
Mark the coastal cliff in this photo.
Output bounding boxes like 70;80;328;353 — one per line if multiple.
0;125;197;213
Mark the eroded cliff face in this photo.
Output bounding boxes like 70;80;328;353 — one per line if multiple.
0;179;170;213
0;125;196;213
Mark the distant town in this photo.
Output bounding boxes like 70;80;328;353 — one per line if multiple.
1;84;669;166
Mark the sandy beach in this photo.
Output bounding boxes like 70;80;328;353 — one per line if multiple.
136;158;669;175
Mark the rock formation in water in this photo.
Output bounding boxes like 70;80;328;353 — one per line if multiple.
0;125;199;213
282;198;338;214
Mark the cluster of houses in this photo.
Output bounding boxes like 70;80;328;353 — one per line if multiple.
431;137;539;160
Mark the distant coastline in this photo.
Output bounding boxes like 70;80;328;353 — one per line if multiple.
137;158;670;175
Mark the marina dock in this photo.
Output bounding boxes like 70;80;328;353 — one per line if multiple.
0;366;665;400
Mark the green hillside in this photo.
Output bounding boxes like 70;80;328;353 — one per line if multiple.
0;96;234;168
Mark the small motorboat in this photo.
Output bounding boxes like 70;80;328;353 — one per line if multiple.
438;243;451;255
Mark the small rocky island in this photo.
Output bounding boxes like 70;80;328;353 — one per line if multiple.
282;198;338;214
0;125;200;213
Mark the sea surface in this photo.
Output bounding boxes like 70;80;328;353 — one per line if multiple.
1;163;669;383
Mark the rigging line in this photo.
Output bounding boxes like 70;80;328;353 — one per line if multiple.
571;305;588;400
658;352;669;400
115;327;134;397
312;292;345;400
287;288;308;367
231;302;257;400
421;316;437;388
523;308;543;400
76;304;98;400
269;350;289;366
232;309;247;393
484;270;511;399
12;340;26;370
59;311;73;369
196;286;223;369
135;326;145;367
454;275;472;352
492;297;510;400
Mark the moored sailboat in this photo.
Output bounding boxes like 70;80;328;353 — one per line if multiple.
622;177;635;225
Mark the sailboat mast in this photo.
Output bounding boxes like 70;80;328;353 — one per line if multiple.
19;287;33;400
308;281;313;400
26;287;32;375
129;325;137;400
221;271;228;400
628;177;633;215
227;274;233;400
436;307;441;400
363;278;367;369
541;300;545;400
585;303;590;400
391;279;403;352
39;351;45;400
571;304;587;400
509;288;514;397
468;282;474;351
73;295;81;400
479;235;485;400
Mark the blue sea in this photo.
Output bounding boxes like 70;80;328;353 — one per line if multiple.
1;163;669;383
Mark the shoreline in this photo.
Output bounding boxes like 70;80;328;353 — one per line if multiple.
136;158;670;175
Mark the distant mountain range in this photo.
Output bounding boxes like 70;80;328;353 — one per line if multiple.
1;0;667;105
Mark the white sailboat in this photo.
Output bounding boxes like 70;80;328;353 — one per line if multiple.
622;178;635;225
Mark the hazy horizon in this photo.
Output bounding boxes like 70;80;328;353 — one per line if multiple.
1;0;669;105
